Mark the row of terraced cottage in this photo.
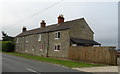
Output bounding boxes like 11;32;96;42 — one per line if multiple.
15;14;101;58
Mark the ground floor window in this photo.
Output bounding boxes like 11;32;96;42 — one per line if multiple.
40;45;44;50
54;45;60;51
32;45;34;51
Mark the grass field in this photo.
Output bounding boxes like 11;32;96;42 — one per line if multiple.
2;51;106;68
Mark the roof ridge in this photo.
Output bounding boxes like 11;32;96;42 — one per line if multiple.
16;17;84;37
25;24;56;32
61;17;84;24
24;18;84;32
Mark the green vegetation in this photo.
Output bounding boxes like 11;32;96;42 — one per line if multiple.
2;31;14;42
0;41;2;50
1;31;15;52
2;52;106;68
2;41;15;52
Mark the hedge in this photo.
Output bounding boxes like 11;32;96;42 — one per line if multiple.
0;41;2;50
2;41;15;52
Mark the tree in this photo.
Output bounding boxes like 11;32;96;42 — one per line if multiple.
2;31;14;42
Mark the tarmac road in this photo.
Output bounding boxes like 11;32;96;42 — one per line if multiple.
2;53;118;74
2;53;92;74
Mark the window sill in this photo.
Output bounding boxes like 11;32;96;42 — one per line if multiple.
40;49;43;51
54;50;59;51
55;38;60;40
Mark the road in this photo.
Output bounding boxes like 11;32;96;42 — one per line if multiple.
2;53;118;74
2;53;92;74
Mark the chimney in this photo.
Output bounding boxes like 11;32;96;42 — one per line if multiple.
22;26;27;32
58;14;64;24
40;20;46;28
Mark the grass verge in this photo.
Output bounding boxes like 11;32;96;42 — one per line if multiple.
2;51;106;68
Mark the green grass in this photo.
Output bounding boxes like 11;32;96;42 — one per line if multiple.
2;51;106;68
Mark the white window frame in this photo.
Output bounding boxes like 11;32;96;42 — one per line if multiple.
16;38;18;43
55;32;61;39
38;34;41;41
33;34;35;37
40;45;44;50
25;36;28;43
54;44;60;51
32;49;34;51
21;37;24;44
25;50;28;52
32;45;34;51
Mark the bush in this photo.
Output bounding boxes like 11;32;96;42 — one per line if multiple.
2;41;15;52
0;41;2;50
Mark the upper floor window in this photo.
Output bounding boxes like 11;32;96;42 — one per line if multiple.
32;34;35;37
55;32;60;39
38;34;41;41
54;45;60;51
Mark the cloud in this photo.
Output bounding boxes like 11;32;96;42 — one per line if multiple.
0;2;118;48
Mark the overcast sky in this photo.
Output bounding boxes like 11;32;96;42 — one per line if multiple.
0;0;119;48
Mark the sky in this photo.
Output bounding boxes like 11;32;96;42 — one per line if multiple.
0;0;119;48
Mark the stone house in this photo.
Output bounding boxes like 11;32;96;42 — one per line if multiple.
15;14;101;58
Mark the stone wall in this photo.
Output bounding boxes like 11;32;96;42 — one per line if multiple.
15;33;48;57
48;29;70;58
70;18;94;40
15;29;70;58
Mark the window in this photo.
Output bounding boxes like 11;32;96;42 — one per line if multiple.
25;50;28;52
32;34;35;37
40;45;44;50
21;42;23;44
32;45;34;51
55;32;60;39
21;37;24;44
26;36;28;44
54;45;60;51
38;34;41;41
16;38;19;43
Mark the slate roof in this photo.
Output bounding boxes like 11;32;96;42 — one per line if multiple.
16;18;81;37
70;37;101;45
16;18;94;37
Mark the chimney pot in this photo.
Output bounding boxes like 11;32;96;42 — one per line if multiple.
58;14;64;24
22;26;27;32
40;20;46;28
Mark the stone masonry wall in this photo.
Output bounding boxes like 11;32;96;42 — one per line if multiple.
70;18;94;40
48;29;70;58
15;33;48;57
15;29;70;58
